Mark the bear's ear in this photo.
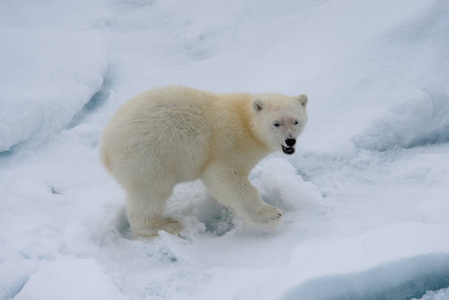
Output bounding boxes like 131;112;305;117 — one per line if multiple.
296;94;308;108
252;98;264;112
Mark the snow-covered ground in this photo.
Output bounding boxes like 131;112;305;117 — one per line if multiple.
1;0;449;299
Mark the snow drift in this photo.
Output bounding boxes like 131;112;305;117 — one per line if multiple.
0;26;107;152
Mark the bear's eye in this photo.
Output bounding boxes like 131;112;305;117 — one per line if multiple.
294;120;299;125
273;122;281;127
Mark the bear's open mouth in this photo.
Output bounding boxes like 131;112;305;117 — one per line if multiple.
282;145;295;155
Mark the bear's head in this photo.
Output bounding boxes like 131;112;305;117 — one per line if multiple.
252;93;308;155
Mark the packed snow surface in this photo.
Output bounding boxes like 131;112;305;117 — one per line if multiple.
1;0;449;299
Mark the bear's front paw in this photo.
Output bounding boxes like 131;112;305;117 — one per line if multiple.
246;204;282;228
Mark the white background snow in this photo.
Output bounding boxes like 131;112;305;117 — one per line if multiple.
1;0;449;299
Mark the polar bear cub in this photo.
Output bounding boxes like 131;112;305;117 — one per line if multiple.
100;86;308;238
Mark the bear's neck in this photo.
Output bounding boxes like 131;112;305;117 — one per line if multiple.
238;96;271;155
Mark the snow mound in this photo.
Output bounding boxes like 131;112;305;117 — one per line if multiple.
258;158;333;215
0;26;107;152
353;89;449;151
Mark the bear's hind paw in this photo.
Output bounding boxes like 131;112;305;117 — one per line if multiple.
159;217;183;235
133;217;183;238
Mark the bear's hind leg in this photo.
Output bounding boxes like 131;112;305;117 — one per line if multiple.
125;181;182;238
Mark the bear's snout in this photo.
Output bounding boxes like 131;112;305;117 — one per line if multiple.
285;139;296;147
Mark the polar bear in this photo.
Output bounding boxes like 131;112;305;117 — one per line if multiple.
100;86;308;238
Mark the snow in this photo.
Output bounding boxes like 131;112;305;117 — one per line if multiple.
1;0;449;299
0;26;107;152
416;288;449;300
14;259;125;300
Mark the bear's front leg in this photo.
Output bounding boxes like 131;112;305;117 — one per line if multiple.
201;165;282;228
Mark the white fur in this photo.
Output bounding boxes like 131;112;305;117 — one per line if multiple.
99;86;308;237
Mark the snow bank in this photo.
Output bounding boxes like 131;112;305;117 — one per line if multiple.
350;1;449;150
354;89;449;151
0;26;107;152
294;0;449;152
282;253;449;300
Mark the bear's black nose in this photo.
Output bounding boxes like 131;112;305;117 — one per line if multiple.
285;139;296;147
